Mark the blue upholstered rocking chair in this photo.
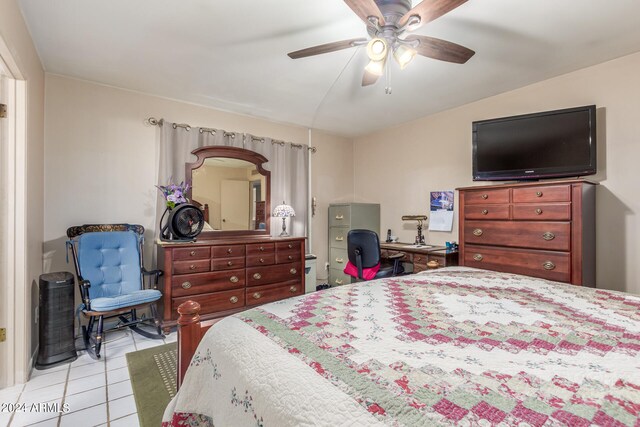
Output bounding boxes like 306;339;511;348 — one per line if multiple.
66;224;164;359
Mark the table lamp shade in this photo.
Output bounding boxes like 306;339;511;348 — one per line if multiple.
273;203;295;218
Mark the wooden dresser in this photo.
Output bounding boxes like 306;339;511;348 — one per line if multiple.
457;180;596;286
157;237;305;331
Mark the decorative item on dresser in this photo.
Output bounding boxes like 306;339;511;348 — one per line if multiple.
157;237;305;332
328;203;380;287
457;179;596;286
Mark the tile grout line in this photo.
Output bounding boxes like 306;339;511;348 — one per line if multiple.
6;382;25;426
104;345;111;427
56;364;72;427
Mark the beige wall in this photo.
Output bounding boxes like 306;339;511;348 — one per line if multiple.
43;75;353;287
354;51;640;294
0;0;45;383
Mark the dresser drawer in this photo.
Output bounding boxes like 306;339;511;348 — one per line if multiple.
211;245;245;258
465;188;510;205
276;250;301;264
171;269;245;297
329;268;352;287
246;253;275;267
211;256;245;271
329;227;348;249
246;281;303;307
512;203;571;221
513;185;571;203
464;204;510;220
329;205;351;227
329;247;348;270
246;242;275;256
246;262;302;287
172;247;210;261
173;259;210;275
465;220;570;251
171;289;245;320
275;241;299;252
464;245;570;282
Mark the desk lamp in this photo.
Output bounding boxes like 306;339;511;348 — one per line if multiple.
273;202;295;237
402;215;428;245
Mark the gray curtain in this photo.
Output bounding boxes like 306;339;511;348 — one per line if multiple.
156;123;309;246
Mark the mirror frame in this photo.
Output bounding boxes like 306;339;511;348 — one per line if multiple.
186;146;271;239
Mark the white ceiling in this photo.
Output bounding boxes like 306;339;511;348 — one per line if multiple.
18;0;640;137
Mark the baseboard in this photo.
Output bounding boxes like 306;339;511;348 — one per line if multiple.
28;344;38;380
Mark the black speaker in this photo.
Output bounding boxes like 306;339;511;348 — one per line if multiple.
35;272;77;369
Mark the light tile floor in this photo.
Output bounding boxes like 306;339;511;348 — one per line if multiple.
0;329;175;427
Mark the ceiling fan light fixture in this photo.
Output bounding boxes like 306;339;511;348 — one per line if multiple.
366;38;388;61
393;44;417;70
365;58;386;76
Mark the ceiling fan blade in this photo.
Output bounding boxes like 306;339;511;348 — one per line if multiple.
362;70;380;86
398;0;467;29
344;0;386;26
405;35;475;64
288;38;367;59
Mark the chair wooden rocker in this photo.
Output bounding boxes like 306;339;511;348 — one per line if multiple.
66;224;164;359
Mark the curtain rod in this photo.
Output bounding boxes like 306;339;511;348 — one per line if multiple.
146;117;317;153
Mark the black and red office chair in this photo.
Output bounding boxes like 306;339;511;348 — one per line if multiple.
344;229;404;281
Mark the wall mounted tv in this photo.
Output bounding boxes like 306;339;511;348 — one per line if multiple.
472;105;597;181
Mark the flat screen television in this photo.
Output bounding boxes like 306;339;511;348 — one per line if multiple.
472;105;597;181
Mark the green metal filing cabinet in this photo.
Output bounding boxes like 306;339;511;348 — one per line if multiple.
328;203;380;286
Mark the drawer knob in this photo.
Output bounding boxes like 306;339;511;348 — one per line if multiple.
181;281;192;290
536;191;543;197
336;236;344;241
535;208;543;215
473;254;483;262
288;244;293;249
335;279;343;285
481;209;489;215
230;276;239;283
253;292;262;299
481;194;488;200
190;250;196;256
473;228;483;237
542;232;555;241
543;261;556;270
288;255;293;260
335;258;344;263
259;258;265;263
335;214;344;220
227;248;233;254
289;286;298;293
227;261;233;266
290;268;297;275
229;296;239;304
253;273;262;280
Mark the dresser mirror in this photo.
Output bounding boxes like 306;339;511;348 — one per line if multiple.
186;146;270;239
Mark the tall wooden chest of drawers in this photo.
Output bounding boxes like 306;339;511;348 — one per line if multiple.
157;237;305;331
328;203;380;286
457;180;596;286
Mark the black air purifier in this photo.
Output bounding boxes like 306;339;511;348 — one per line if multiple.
35;272;77;369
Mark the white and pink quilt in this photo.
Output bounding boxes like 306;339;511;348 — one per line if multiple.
162;267;640;426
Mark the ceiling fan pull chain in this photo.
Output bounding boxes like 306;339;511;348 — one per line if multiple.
385;56;392;95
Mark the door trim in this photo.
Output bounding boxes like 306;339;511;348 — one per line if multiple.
0;34;29;388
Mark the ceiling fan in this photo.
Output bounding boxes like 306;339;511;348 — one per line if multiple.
287;0;475;87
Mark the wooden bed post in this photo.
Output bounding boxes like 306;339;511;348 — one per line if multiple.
177;300;201;387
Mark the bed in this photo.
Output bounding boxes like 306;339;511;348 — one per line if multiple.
162;267;640;426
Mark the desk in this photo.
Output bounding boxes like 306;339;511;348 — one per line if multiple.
380;243;458;273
